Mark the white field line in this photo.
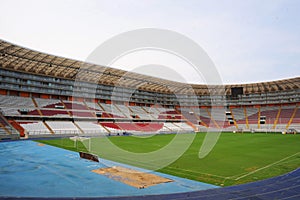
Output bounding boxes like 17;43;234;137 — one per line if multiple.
161;168;225;180
166;166;228;179
234;152;300;180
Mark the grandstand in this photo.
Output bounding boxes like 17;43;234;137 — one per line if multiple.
0;39;299;139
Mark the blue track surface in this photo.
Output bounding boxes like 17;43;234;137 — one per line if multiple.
0;140;218;198
99;167;300;200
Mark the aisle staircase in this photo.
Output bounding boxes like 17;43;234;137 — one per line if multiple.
0;110;19;140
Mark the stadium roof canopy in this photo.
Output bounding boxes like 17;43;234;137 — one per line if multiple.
0;39;299;95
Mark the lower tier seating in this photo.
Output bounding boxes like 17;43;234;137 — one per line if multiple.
46;121;80;134
100;122;164;132
19;121;51;135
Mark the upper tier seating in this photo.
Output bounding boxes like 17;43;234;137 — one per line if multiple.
247;108;259;128
278;106;295;124
142;106;160;119
69;110;95;118
40;109;69;117
230;108;247;128
35;98;61;108
114;104;131;118
180;107;199;124
85;101;103;111
260;106;280;124
100;103;126;118
0;95;35;108
63;101;88;110
130;106;153;119
0;107;20;116
231;108;245;121
291;108;300;123
156;107;175;113
0;95;35;116
198;108;222;128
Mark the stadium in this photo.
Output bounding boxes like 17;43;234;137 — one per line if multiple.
0;37;299;199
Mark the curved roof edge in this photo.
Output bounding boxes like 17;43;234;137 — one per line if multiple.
0;39;299;95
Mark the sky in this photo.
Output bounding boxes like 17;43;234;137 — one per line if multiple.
0;0;299;84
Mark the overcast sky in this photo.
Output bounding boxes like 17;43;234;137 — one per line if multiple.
0;0;299;84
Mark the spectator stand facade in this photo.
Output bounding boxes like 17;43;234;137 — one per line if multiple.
0;39;299;139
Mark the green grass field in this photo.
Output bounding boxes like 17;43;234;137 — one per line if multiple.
37;132;300;186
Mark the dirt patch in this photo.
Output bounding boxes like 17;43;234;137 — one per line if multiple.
245;166;258;172
92;166;173;189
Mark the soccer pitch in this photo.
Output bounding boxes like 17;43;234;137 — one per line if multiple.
38;132;300;186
